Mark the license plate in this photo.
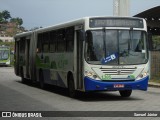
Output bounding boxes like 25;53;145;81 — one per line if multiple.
114;84;124;88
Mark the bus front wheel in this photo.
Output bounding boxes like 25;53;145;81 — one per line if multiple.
68;75;77;98
119;90;132;97
21;77;26;83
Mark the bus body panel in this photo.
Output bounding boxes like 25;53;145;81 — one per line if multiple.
83;60;150;91
14;32;33;79
36;52;74;87
84;76;149;91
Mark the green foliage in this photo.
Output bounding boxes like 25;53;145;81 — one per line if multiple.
0;9;25;37
10;17;23;26
0;10;11;23
2;10;11;21
0;12;4;22
152;35;160;50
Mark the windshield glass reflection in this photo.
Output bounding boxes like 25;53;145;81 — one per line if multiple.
85;30;148;65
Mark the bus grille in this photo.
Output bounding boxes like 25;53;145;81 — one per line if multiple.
100;68;136;75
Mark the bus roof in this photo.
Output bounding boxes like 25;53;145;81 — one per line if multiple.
14;16;145;38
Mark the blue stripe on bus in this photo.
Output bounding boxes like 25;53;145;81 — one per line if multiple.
84;76;149;91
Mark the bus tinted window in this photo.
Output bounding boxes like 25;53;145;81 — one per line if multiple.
66;27;74;52
50;31;56;52
37;34;42;52
42;32;49;52
57;29;66;52
20;38;25;53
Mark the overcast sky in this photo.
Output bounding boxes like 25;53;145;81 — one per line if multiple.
0;0;160;30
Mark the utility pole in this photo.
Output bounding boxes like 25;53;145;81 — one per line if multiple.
113;0;130;16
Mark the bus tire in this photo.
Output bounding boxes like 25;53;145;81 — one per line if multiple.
21;77;26;83
39;70;45;89
21;67;26;83
119;90;132;97
68;75;77;98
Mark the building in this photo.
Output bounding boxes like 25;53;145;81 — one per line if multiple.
0;22;17;42
0;35;14;42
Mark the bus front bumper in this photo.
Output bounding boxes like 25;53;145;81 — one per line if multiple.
84;76;149;91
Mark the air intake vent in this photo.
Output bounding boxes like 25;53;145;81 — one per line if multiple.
100;68;136;75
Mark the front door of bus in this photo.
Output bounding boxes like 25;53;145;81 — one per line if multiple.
76;30;84;89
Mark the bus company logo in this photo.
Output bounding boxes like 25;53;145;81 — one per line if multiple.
2;112;11;117
117;70;121;75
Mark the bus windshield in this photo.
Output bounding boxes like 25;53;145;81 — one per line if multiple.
0;50;9;60
85;30;148;65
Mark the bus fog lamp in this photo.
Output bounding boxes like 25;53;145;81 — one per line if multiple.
93;75;98;79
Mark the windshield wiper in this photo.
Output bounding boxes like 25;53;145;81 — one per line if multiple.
128;27;133;54
103;28;107;58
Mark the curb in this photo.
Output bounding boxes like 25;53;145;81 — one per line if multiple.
148;82;160;88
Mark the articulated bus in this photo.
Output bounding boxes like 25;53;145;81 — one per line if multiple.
0;46;11;66
14;17;150;97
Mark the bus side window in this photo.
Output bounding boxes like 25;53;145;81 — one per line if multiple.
57;29;66;52
50;31;56;52
20;38;25;54
37;34;42;53
66;27;74;52
42;32;49;53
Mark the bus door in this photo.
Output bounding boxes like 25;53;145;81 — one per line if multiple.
76;30;84;89
25;38;30;78
15;40;20;76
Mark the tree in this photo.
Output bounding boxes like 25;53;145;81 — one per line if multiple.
0;12;4;22
10;17;23;26
2;10;11;21
0;9;25;36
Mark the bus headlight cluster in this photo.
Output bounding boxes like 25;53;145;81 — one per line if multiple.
136;72;148;80
84;70;100;80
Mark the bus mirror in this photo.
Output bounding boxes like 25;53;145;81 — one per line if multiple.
148;33;153;51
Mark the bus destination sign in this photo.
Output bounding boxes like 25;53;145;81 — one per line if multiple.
90;18;144;28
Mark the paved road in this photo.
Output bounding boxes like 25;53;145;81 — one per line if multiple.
0;67;160;120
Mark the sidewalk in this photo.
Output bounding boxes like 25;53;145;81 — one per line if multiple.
148;82;160;88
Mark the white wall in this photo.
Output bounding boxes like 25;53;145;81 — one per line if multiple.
0;36;14;42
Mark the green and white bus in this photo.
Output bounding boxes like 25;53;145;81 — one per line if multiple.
14;17;150;97
0;46;11;66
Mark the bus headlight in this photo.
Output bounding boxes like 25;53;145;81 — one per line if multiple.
84;70;100;80
136;72;148;80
